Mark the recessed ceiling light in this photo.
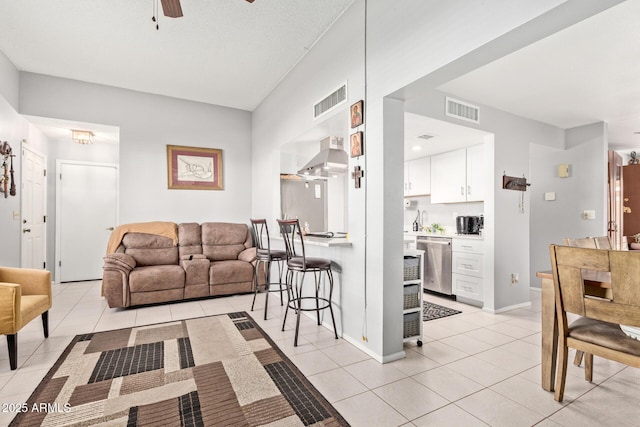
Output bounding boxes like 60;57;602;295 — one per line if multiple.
417;134;434;140
411;145;422;151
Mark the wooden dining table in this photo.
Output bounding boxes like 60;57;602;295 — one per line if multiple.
537;269;611;392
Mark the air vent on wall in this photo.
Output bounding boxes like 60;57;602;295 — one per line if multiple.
314;83;347;119
445;97;480;124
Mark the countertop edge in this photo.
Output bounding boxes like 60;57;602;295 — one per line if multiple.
271;235;352;248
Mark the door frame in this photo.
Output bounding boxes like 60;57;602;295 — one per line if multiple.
55;160;119;283
20;142;47;269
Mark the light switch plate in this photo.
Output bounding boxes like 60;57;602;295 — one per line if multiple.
583;210;596;220
544;192;556;201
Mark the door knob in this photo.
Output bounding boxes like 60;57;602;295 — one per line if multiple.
23;228;31;233
106;227;114;231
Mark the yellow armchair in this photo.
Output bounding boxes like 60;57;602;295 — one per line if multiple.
0;267;52;370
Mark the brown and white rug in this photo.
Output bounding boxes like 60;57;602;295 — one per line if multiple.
11;312;349;426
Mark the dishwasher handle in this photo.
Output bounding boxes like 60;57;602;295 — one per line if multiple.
417;238;451;245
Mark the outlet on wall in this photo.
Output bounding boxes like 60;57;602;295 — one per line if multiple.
511;273;519;285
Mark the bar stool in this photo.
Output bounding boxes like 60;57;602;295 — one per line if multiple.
277;219;338;346
250;219;287;320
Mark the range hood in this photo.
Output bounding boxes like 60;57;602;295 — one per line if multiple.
298;136;348;177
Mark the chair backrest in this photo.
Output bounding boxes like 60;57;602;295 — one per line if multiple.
549;245;640;328
250;219;270;253
277;219;306;263
594;236;612;249
563;237;597;248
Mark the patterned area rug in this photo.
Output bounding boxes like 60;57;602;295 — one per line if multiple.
10;312;349;426
423;301;462;321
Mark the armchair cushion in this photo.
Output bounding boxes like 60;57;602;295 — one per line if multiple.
202;223;252;261
122;233;179;266
129;265;185;292
0;267;51;370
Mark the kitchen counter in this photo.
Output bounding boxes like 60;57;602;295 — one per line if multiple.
272;235;352;247
404;231;484;240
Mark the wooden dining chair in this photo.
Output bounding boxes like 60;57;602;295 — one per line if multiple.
549;245;640;402
594;236;612;249
562;237;597;248
563;237;596;366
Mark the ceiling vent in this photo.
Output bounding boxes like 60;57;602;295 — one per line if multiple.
445;97;480;124
314;83;347;120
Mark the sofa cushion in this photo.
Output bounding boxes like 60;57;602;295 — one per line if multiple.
129;265;185;293
178;223;203;258
202;223;252;261
209;260;253;285
123;233;179;266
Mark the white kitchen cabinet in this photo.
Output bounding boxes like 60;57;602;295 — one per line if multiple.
404;156;431;197
465;144;484;202
452;238;483;304
430;144;484;203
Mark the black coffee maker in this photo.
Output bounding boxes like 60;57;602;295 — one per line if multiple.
456;215;483;235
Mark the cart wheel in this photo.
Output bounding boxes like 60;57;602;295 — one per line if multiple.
417;340;423;347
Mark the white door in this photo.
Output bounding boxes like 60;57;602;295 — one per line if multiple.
21;145;47;269
57;161;118;282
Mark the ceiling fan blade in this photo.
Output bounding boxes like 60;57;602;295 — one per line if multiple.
161;0;183;18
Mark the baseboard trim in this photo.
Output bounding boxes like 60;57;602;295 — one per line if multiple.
482;301;531;314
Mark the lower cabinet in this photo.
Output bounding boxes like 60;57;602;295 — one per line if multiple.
452;238;483;305
452;274;483;301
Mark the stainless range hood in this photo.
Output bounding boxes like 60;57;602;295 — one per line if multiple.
298;136;348;177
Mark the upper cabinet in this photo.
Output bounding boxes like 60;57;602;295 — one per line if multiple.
404;156;431;197
431;144;484;203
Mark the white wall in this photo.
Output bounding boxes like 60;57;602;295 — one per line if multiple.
19;73;253;227
252;0;602;359
529;122;608;286
0;52;46;267
252;1;372;354
404;89;565;310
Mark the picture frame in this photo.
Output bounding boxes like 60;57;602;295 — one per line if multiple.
350;131;364;158
350;100;364;128
167;144;223;190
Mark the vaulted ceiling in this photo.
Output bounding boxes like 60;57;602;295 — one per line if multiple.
0;0;354;112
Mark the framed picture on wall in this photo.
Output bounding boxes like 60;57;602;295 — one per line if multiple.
350;131;364;158
167;145;223;190
350;100;364;128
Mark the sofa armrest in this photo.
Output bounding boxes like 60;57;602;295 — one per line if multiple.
180;257;210;286
104;253;136;271
0;282;20;334
238;247;256;263
0;267;51;303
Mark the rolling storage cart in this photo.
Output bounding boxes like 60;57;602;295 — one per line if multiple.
403;249;424;346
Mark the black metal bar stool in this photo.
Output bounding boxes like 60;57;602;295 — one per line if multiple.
277;219;338;346
250;219;287;320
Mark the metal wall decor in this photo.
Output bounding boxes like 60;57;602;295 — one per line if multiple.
0;141;16;198
502;173;530;191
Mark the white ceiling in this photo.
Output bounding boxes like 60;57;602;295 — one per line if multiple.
2;1;639;155
438;0;640;151
0;0;354;112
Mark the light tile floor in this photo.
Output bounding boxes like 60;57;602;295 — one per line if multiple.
0;281;639;426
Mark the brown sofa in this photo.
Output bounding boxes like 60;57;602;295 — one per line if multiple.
102;222;256;308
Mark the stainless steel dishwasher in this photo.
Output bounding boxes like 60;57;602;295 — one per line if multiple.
416;236;452;295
